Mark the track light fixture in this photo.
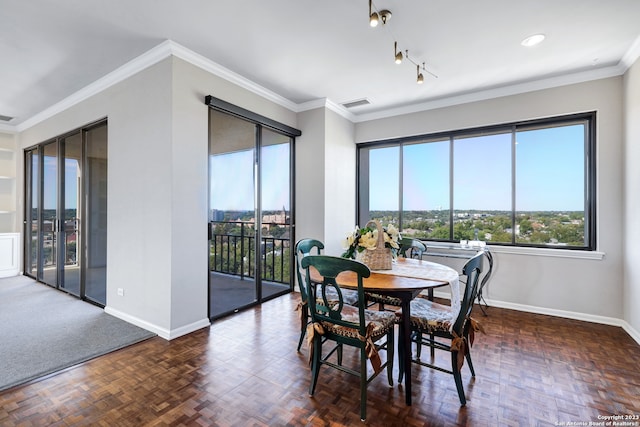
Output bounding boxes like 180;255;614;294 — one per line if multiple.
369;0;391;27
368;1;437;85
394;41;403;64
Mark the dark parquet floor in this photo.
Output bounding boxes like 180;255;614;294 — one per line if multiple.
1;293;639;426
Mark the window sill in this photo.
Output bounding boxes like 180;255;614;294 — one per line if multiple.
426;242;605;260
489;245;604;260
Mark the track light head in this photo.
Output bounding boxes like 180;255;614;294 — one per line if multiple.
370;11;379;27
417;65;424;84
394;41;403;64
369;0;379;27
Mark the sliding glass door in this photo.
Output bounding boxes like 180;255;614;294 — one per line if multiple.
209;110;259;317
259;129;292;302
61;132;81;296
83;124;108;304
24;120;108;306
41;140;59;287
207;100;299;320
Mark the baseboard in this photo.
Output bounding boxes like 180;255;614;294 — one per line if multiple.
432;290;640;346
166;319;212;340
622;320;640;345
104;306;210;340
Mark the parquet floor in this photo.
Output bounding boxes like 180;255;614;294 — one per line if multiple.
1;293;639;426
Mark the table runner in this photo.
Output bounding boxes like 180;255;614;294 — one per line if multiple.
372;259;461;323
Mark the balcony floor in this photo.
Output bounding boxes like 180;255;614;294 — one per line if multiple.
209;271;290;319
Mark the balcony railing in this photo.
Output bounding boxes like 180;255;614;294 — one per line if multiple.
209;220;291;284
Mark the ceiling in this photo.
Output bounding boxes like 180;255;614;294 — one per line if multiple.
1;0;640;131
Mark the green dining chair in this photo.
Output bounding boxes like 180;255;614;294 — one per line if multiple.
294;238;359;351
302;255;395;421
294;238;324;352
397;252;484;406
399;237;427;259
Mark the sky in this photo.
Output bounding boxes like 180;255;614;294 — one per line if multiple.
41;157;79;210
369;123;585;212
210;143;290;212
39;124;584;214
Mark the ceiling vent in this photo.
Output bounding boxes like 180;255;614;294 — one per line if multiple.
0;115;14;122
341;99;371;109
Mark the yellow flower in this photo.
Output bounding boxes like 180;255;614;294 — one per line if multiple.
359;230;378;250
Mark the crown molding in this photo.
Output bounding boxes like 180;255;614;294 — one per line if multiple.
10;34;640;133
353;63;628;123
297;98;356;122
166;41;298;112
16;41;173;132
14;40;300;133
620;34;640;70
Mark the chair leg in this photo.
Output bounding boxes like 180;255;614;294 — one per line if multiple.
360;346;368;421
430;333;435;358
451;350;467;406
309;335;322;396
465;349;476;377
415;331;423;359
297;305;308;352
397;322;405;383
337;343;343;366
386;328;394;387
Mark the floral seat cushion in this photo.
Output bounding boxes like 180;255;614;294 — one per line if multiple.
324;287;359;306
404;297;454;333
366;289;433;307
319;305;396;341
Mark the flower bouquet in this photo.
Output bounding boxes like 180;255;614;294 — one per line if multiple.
341;220;401;270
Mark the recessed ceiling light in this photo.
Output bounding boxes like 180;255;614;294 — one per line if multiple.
521;34;545;47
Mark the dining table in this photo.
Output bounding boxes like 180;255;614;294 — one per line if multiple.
309;256;460;406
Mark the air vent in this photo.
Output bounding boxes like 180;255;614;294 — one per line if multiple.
341;99;371;109
0;115;14;122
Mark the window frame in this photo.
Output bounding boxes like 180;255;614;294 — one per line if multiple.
356;112;596;251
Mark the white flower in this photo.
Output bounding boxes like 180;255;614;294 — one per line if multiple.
342;232;356;249
386;223;400;241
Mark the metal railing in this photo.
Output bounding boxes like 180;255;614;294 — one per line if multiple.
209;220;291;284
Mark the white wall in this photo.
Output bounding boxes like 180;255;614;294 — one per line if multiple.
15;55;299;339
355;78;626;323
165;56;297;335
295;108;326;246
623;57;640;336
294;107;356;257
323;109;356;256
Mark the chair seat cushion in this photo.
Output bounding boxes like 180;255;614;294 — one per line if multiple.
366;292;401;306
403;298;453;333
322;288;360;306
366;289;433;307
319;305;396;341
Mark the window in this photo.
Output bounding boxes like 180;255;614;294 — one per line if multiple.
357;113;596;250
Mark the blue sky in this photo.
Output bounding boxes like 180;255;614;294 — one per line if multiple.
42;157;79;210
369;124;585;211
42;126;583;214
210;143;290;211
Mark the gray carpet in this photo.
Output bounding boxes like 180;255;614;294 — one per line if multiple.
0;275;156;392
